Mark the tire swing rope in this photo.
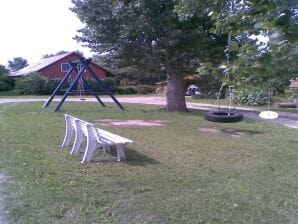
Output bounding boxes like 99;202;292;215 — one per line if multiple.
204;3;243;123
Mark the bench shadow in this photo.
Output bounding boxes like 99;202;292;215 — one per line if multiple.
90;148;159;166
125;148;160;166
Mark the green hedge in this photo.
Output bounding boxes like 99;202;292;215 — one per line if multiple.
115;86;138;94
136;85;155;94
0;76;15;91
15;73;56;95
234;88;268;106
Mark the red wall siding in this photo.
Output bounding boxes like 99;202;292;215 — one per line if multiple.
39;53;107;80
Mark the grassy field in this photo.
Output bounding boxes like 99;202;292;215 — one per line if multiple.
0;101;298;223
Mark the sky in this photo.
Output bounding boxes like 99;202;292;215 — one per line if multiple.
0;0;93;66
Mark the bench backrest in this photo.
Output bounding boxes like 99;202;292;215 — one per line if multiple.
64;114;133;145
64;114;100;142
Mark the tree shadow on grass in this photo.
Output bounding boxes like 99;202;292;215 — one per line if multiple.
199;127;264;138
222;128;264;136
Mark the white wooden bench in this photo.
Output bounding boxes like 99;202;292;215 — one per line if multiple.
62;114;134;163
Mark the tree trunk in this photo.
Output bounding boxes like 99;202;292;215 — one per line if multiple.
166;73;187;112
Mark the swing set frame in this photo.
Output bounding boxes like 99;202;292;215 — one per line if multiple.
43;57;124;112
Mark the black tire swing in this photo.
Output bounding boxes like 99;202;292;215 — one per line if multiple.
204;110;243;123
203;82;243;123
203;8;243;123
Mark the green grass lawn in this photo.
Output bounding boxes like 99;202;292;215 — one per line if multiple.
0;101;298;223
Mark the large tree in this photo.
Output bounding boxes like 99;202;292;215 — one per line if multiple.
8;57;28;72
71;0;226;111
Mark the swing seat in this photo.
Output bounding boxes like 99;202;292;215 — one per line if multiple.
204;110;243;123
259;111;278;119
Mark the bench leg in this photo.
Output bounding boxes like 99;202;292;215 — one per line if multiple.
61;118;73;147
81;137;96;163
70;132;84;154
116;144;126;162
102;143;111;154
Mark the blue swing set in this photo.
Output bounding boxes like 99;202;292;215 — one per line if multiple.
43;57;124;111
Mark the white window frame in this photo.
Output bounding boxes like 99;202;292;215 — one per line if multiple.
61;63;70;72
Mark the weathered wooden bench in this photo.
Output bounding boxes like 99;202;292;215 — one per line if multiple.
62;114;134;163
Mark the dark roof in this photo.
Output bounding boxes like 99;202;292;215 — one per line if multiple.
9;52;74;77
9;52;113;77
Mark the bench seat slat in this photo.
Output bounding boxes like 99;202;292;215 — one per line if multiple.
96;128;133;144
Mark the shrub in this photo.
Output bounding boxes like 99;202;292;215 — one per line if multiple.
191;94;203;99
102;77;117;92
84;77;118;94
234;88;268;106
15;73;50;95
0;75;15;91
136;85;155;94
284;88;298;100
44;79;60;94
115;86;137;95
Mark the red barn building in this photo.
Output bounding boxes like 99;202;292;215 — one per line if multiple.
9;52;112;80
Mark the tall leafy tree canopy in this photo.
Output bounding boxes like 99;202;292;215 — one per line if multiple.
71;0;226;111
213;0;298;86
8;57;28;72
177;0;298;94
71;0;297;109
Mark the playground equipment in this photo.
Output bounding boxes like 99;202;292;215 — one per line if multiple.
43;57;124;111
204;1;243;123
203;34;243;123
259;81;278;119
203;74;243;123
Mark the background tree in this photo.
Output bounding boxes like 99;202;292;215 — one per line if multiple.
8;57;28;72
42;51;69;59
0;65;9;76
42;50;85;59
0;64;14;91
71;0;227;111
